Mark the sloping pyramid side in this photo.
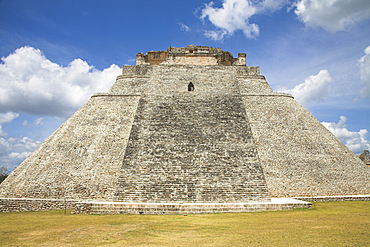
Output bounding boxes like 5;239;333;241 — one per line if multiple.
242;90;370;197
0;95;139;200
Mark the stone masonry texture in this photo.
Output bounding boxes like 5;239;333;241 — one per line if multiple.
0;95;139;201
243;95;370;197
114;94;269;203
1;45;370;213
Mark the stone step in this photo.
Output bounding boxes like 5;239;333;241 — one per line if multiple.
72;198;312;215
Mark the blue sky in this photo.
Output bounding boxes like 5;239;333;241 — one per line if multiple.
0;0;370;172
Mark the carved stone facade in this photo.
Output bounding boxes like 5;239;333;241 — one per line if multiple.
0;45;369;214
136;45;246;66
359;150;370;166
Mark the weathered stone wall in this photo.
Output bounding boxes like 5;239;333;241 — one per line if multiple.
245;67;260;76
111;65;259;96
243;95;370;197
237;76;274;94
0;95;139;200
0;198;76;212
161;56;219;65
136;45;247;66
146;51;168;65
358;150;370;166
234;53;246;66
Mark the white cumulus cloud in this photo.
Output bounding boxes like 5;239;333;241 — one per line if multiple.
198;0;288;40
200;0;260;40
0;127;7;138
0;46;121;118
294;0;370;32
199;0;370;40
277;69;332;106
0;112;19;137
22;120;29;127
33;117;44;126
7;137;41;153
0;112;42;171
0;112;19;125
0;135;42;171
322;116;370;154
0;138;10;157
178;22;191;32
358;45;370;99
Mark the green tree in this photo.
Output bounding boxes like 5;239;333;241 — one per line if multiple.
0;167;9;184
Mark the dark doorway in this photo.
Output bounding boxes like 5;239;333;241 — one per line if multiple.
188;82;194;91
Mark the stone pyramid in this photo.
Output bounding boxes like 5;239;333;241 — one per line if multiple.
1;45;369;214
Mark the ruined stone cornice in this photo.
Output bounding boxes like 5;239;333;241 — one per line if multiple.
116;75;150;79
240;93;294;98
92;93;141;98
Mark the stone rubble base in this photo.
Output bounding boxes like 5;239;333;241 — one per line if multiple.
1;196;369;214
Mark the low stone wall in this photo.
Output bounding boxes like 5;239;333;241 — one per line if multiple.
293;195;370;202
5;196;369;214
0;198;76;213
71;199;311;215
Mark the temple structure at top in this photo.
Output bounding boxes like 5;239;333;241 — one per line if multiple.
136;44;247;66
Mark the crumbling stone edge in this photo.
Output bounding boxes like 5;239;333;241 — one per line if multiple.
293;195;370;202
1;195;369;214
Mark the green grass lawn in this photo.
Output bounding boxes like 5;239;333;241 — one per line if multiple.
1;201;369;246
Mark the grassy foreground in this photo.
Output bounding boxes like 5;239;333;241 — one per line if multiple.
1;201;369;246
